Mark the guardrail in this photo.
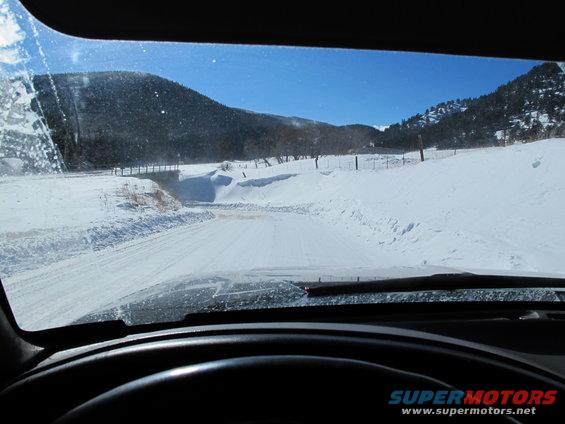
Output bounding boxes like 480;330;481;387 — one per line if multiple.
112;164;180;176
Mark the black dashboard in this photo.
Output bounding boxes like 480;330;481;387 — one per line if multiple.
2;304;564;423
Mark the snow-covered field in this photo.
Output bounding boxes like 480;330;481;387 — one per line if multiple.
2;138;564;329
214;140;565;274
176;147;458;177
0;173;213;276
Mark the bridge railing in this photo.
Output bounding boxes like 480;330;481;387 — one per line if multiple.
113;164;180;176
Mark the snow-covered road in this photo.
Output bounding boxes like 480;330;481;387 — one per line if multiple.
5;208;388;330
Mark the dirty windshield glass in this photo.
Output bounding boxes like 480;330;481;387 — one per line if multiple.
1;0;564;330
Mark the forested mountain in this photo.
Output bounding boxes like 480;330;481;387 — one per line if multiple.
31;72;381;168
29;62;564;169
400;99;471;129
380;62;564;150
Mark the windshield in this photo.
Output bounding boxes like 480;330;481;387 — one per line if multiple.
1;0;564;331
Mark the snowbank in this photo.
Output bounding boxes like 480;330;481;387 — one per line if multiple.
0;172;212;276
208;139;565;274
1;173;168;231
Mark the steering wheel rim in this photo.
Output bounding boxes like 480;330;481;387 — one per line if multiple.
55;355;464;423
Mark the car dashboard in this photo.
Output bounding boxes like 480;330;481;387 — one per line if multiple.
1;304;564;423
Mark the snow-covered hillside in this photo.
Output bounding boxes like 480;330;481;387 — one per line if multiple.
177;138;565;274
413;99;469;128
380;63;564;150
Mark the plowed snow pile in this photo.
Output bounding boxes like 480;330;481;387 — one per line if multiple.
212;138;565;274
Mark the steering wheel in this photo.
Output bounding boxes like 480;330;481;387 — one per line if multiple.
55;355;468;423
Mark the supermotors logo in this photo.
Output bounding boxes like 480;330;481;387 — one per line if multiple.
389;390;557;406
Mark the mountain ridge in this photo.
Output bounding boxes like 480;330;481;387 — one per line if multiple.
31;71;380;167
380;62;564;150
30;62;564;168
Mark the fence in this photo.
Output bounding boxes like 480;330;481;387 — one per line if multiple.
113;164;180;176
233;148;459;175
64;163;181;176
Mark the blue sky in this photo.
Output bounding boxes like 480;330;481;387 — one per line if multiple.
8;0;542;127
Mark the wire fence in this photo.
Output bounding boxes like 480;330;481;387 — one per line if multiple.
232;148;459;174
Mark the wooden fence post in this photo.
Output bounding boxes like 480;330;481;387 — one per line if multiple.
418;134;425;162
355;156;358;170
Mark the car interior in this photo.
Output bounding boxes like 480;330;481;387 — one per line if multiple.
1;1;564;423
